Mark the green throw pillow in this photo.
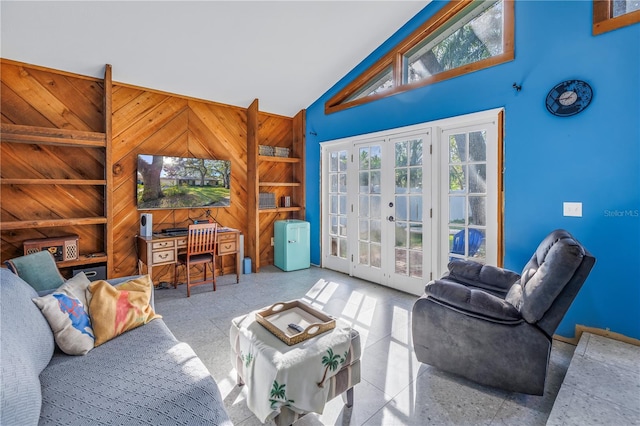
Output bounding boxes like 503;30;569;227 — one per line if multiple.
5;251;65;295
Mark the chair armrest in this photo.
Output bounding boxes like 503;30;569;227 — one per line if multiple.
425;279;522;323
447;259;520;295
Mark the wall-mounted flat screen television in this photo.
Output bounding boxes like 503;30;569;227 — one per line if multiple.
137;154;231;209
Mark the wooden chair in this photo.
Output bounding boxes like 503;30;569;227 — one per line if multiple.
174;223;218;297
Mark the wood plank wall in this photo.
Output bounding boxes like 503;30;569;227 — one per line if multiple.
1;59;298;282
1;60;106;262
111;84;249;282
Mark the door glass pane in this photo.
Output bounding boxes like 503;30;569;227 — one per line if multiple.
468;197;486;226
330;216;338;235
330;195;338;214
330;174;338;192
339;173;347;193
396;141;408;167
469;164;486;193
469;131;487;161
409;223;423;250
409;196;422;222
370;146;381;169
371;195;381;218
450;134;467;162
410;167;422;193
339;239;347;259
359;219;369;240
339;195;347;214
339;151;348;172
370;220;382;243
395;169;408;192
410;139;423;166
330;152;338;172
331;237;338;256
449;165;467;191
359;242;369;265
396;196;408;221
409;251;423;278
339;216;348;236
449;196;466;224
359;172;369;192
359;148;369;169
395;223;407;248
359;195;369;216
370;244;381;268
395;248;408;275
370;171;381;193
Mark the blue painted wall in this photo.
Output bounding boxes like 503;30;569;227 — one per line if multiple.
305;1;640;339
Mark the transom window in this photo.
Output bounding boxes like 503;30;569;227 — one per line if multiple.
326;0;514;114
593;0;640;34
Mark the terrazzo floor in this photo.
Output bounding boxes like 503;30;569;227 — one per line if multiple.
152;265;627;426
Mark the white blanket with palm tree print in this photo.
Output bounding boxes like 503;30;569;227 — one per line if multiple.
232;312;352;423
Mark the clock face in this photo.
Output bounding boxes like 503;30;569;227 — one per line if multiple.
546;80;593;117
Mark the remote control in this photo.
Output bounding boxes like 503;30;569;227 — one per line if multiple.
287;323;303;333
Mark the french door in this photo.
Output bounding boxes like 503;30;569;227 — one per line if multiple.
322;109;500;296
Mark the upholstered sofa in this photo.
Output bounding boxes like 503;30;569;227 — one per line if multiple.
0;267;232;425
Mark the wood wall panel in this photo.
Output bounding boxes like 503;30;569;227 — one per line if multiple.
110;85;249;281
1;60;105;264
2;59;299;282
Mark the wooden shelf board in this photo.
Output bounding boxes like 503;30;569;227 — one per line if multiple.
1;178;107;185
259;182;301;187
0;217;108;230
258;155;300;163
58;254;107;268
1;123;106;148
258;206;302;213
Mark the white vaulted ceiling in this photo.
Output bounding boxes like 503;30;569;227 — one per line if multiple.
1;1;428;116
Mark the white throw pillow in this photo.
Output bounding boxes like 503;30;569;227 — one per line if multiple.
32;272;95;355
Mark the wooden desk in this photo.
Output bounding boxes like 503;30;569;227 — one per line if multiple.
137;228;241;284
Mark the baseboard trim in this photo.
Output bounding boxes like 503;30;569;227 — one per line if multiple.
553;324;640;347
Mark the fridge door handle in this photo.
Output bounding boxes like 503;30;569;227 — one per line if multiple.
288;240;296;243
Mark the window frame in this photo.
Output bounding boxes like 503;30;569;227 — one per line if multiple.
593;0;640;35
325;0;515;114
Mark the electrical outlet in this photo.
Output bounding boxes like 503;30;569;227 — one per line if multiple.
271;237;274;246
563;202;582;217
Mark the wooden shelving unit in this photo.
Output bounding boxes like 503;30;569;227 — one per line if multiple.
0;65;113;273
246;99;306;272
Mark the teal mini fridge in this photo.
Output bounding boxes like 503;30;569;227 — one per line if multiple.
274;220;310;271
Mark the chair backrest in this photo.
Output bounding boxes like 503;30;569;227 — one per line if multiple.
451;228;484;256
186;223;218;256
505;229;595;336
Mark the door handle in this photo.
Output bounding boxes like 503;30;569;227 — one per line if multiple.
387;216;395;222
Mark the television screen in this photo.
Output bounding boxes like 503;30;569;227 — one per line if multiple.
137;154;231;209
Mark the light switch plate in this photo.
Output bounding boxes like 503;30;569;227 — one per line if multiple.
563;202;582;217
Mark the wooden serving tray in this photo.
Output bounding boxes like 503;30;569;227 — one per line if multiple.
256;300;336;345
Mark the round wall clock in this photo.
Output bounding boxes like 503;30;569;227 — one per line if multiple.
545;80;593;117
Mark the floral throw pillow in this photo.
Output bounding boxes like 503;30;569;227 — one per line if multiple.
32;272;94;355
88;275;161;347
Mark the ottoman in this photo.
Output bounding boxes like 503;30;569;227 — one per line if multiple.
230;312;361;426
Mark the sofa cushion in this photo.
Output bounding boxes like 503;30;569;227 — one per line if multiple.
0;268;55;425
32;273;95;355
4;250;65;295
88;276;161;346
39;319;232;425
447;259;521;295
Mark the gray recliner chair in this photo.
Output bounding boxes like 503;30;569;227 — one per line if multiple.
412;229;595;395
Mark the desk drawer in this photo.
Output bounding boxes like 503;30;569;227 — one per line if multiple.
218;241;237;255
218;233;236;242
176;238;188;247
152;240;175;250
152;249;175;264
